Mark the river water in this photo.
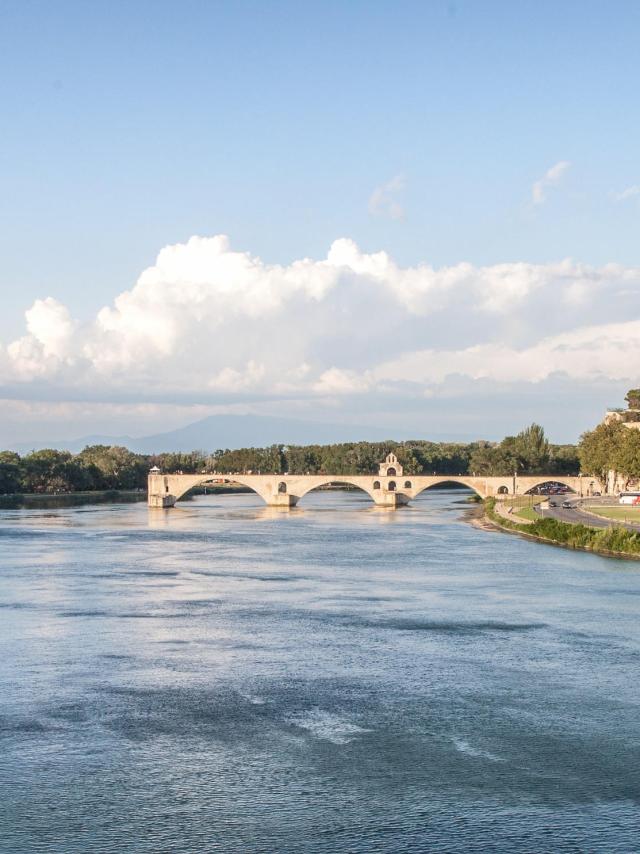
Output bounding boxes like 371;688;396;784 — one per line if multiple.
1;489;639;853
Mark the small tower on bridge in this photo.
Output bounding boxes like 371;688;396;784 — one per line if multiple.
379;452;403;477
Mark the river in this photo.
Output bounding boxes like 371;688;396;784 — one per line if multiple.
1;489;639;853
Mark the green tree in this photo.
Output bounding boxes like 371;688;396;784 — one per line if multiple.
579;421;627;484
0;451;23;494
468;441;518;476
625;388;640;409
514;423;549;473
547;444;580;475
613;428;640;482
76;445;147;489
154;451;206;474
22;449;78;493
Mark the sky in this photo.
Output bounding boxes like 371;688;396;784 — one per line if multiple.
1;0;639;446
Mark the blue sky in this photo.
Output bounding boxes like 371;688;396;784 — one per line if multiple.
1;1;639;445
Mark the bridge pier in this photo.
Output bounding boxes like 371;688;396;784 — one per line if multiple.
372;491;409;507
266;493;299;507
148;493;177;508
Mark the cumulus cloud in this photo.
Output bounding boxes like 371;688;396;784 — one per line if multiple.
532;160;570;205
368;174;406;220
1;234;639;408
314;368;374;395
7;298;75;379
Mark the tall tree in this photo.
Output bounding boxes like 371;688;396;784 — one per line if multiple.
613;428;640;483
579;421;627;485
514;423;549;473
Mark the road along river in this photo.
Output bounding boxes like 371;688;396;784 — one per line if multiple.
536;498;640;531
1;488;639;853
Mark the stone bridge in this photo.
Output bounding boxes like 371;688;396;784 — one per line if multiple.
148;454;602;509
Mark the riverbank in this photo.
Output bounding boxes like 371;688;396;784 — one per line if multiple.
0;489;149;509
483;498;640;561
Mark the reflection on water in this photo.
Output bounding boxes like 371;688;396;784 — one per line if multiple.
0;490;147;510
1;489;639;853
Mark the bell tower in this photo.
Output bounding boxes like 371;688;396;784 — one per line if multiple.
379;452;403;477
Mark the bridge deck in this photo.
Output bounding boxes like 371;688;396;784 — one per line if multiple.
148;472;601;508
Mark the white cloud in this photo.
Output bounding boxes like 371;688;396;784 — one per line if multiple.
208;360;266;391
313;368;374;395
368;174;406;220
372;319;640;387
6;298;75;379
614;185;640;202
1;234;639;408
532;160;571;205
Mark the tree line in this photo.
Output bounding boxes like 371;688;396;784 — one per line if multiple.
578;420;640;487
0;424;581;495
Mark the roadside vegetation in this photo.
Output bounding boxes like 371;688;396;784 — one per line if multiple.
0;424;580;495
485;498;640;558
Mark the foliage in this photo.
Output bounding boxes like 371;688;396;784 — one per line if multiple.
620;410;640;423
21;449;91;494
613;428;640;480
625;388;640;409
578;420;640;484
0;451;23;494
468;423;575;476
514;423;549;471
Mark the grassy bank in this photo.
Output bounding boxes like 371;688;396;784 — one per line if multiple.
500;495;540;522
484;498;640;559
585;505;640;524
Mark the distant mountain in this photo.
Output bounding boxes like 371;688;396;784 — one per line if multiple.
10;414;424;455
10;433;138;455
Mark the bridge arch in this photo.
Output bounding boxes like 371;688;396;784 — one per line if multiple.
170;474;271;504
412;477;489;499
523;478;578;495
296;478;378;504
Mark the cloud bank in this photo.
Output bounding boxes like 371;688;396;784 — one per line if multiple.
2;234;639;412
